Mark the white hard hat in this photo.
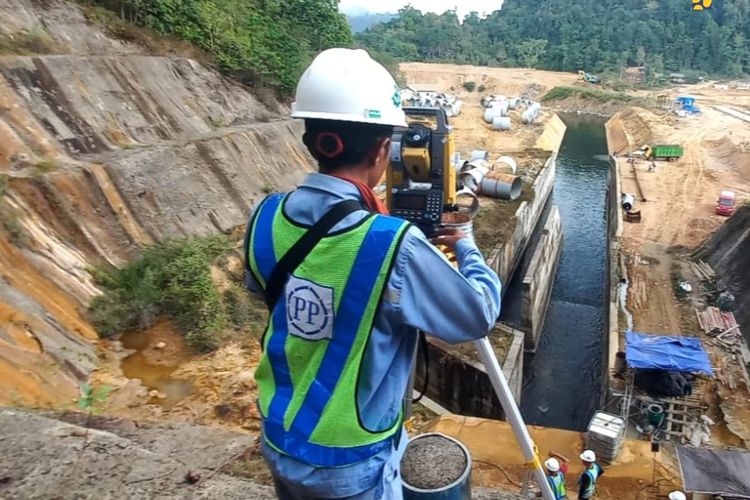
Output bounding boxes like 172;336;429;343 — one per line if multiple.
580;450;596;463
291;48;407;127
668;492;686;500
544;458;561;473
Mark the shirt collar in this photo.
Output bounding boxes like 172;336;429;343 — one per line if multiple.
299;172;362;201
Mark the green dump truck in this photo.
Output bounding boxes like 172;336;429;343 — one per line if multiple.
644;144;684;161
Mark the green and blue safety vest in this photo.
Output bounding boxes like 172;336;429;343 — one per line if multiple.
579;465;600;498
547;472;567;499
246;193;410;468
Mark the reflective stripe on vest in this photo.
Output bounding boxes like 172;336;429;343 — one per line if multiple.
580;466;599;498
247;194;409;467
547;473;567;499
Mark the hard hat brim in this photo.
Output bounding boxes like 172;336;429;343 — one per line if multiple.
291;109;407;128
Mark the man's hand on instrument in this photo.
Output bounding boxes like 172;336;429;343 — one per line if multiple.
429;228;468;252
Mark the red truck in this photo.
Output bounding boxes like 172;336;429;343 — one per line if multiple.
716;191;736;216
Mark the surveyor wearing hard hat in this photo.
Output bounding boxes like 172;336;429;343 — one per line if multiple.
244;48;501;499
578;450;604;500
668;492;687;500
543;458;568;499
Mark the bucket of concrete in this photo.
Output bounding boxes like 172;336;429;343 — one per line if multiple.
402;433;472;500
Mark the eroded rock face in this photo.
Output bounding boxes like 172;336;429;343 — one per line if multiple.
0;408;277;499
696;205;750;343
0;0;314;405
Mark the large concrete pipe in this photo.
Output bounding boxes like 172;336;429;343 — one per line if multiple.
480;173;523;201
622;193;636;211
490;100;510;115
484;107;502;123
492;116;512;131
509;97;520;110
470;150;490;162
494;156;517;174
522;107;539;124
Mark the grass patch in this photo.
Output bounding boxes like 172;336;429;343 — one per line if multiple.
0;29;58;55
0;204;29;247
32;160;57;177
463;81;476;92
0;174;8;199
478;84;486;93
89;235;235;352
541;86;633;104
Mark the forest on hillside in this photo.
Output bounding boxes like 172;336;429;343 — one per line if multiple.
357;0;750;78
93;0;352;93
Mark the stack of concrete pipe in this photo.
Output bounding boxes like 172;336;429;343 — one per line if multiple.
402;90;464;117
459;156;524;201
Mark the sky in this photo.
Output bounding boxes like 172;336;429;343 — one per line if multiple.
339;0;503;19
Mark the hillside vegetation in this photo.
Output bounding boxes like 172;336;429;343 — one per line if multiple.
358;0;750;78
91;0;352;93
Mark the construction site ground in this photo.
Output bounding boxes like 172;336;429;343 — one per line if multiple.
49;62;750;497
608;90;750;453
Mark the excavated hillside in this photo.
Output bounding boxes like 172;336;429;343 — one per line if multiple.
0;0;314;406
696;205;750;343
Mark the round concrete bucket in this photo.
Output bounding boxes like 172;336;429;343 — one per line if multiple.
402;433;472;500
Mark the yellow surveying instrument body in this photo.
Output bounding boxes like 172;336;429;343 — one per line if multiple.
386;107;458;235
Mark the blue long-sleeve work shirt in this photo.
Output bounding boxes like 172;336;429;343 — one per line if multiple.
246;173;502;498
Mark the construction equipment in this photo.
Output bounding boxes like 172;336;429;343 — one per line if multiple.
578;70;601;84
643;144;684;162
715;190;736;216
387;107;458;236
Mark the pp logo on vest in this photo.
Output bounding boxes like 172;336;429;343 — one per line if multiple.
286;276;334;341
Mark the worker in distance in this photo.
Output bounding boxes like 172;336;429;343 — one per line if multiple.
244;48;502;499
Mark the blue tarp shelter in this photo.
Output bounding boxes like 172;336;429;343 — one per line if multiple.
625;331;714;376
676;95;696;106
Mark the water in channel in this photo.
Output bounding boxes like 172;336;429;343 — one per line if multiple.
502;115;610;431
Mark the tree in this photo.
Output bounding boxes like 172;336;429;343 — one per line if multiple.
635;46;646;66
515;39;548;68
355;0;750;78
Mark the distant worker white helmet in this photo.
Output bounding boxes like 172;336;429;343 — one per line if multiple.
580;450;597;463
668;492;687;500
291;48;407;127
544;458;561;473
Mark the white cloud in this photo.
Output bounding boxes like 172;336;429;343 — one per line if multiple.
340;0;503;19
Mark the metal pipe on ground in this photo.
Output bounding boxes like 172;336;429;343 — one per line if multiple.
479;173;523;200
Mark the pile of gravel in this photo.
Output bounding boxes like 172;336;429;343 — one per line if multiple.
401;434;468;490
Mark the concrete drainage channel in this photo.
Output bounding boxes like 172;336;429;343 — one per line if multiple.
504;115;612;431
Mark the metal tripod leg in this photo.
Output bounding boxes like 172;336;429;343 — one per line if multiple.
474;336;555;500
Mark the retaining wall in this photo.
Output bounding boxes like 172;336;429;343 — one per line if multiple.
487;152;558;291
416;325;525;419
520;206;563;352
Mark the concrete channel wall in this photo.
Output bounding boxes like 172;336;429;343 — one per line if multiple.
487;153;558;290
605;113;626;402
520;206;563;352
415;325;525;419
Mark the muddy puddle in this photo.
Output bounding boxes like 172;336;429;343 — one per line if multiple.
120;321;194;408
